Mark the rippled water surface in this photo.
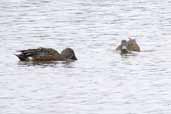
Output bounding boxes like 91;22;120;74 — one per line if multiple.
0;0;171;114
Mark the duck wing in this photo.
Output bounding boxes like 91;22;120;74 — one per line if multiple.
16;48;61;61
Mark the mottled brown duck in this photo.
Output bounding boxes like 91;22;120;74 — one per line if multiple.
16;47;77;61
116;38;140;54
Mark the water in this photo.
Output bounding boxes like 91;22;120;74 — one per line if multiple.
0;0;171;114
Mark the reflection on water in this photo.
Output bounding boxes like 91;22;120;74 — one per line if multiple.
0;0;171;114
17;60;76;68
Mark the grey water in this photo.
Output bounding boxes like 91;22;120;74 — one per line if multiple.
0;0;171;114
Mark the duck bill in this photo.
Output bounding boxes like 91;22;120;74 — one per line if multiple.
72;55;77;60
121;45;128;54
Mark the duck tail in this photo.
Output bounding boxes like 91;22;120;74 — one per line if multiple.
15;54;27;61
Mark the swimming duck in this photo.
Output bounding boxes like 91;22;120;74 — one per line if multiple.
116;40;129;54
16;47;77;61
116;38;140;54
127;38;140;52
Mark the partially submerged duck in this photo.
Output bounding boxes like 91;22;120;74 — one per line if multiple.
127;38;140;52
16;47;77;61
116;40;129;54
116;38;140;54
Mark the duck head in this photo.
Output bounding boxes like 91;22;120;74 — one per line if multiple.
61;48;77;60
120;40;129;54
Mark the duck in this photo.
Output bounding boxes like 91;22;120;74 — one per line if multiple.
127;38;140;52
15;47;77;61
116;38;140;54
116;40;129;54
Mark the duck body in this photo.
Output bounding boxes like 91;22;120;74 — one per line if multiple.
127;39;140;52
16;47;77;61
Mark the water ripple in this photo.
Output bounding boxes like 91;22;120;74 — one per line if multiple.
0;0;171;114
